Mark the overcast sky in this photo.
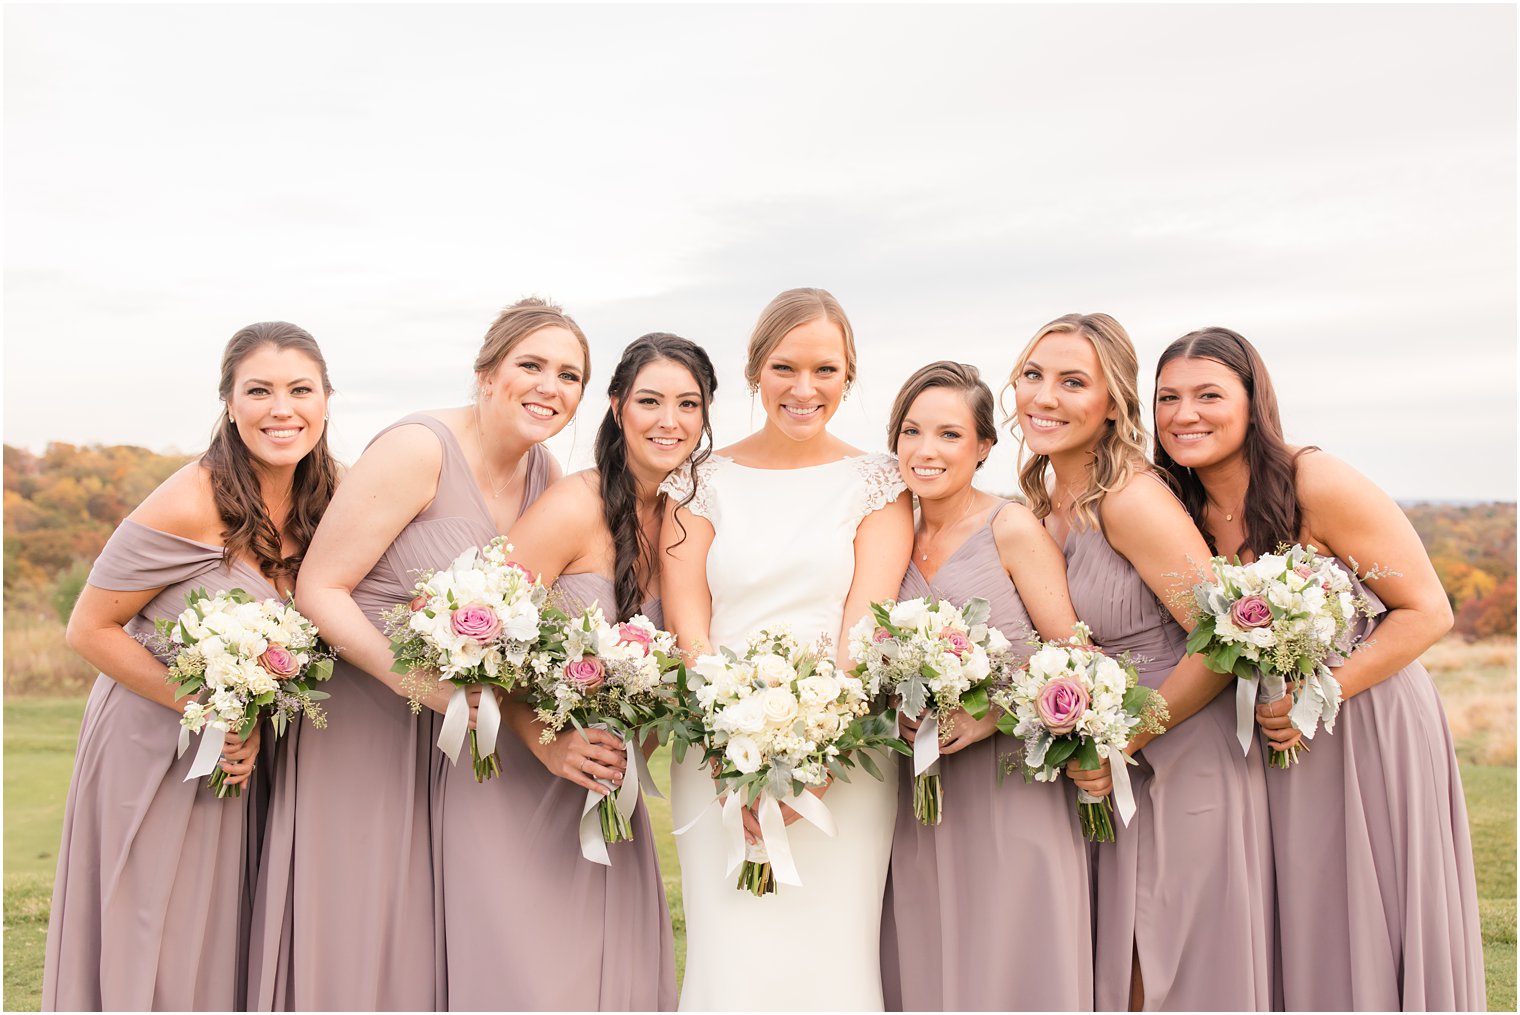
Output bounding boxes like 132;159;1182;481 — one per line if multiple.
5;3;1515;501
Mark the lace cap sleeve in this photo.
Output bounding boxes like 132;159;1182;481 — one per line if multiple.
852;452;908;521
658;454;726;523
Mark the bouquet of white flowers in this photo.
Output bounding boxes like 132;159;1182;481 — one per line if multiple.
1187;543;1385;767
158;587;334;797
993;625;1168;841
527;606;682;863
848;596;1014;825
676;627;904;896
383;537;555;781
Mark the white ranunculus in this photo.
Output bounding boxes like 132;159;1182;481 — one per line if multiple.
889;598;930;632
725;736;762;774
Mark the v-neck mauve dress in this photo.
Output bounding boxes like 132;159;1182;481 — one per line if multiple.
880;503;1093;1012
1266;562;1484;1010
438;571;677;1011
42;520;275;1011
247;413;549;1011
1066;487;1275;1012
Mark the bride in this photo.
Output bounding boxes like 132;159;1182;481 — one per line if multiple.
660;287;913;1010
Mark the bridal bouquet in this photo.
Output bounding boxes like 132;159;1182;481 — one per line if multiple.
158;588;335;797
383;536;555;781
678;626;903;896
993;625;1168;841
1186;543;1383;767
848;596;1014;825
526;606;682;863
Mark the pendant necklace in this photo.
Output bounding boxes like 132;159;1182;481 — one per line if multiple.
918;491;981;563
475;404;515;499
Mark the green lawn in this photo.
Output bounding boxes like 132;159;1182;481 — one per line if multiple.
5;698;1515;1010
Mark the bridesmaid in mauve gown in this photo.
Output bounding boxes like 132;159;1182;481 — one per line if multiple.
1009;313;1274;1011
43;322;339;1010
877;362;1092;1012
247;299;587;1010
1154;327;1485;1010
441;333;716;1010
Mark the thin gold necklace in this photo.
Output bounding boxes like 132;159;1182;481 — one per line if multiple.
917;490;982;563
474;403;515;499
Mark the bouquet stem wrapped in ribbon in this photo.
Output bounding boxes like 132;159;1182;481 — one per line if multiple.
526;606;683;864
1186;543;1388;769
384;537;555;782
158;588;335;798
994;624;1168;842
673;626;905;896
849;596;1012;826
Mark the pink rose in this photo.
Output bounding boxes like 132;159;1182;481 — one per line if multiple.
564;655;605;692
1229;595;1273;630
1036;677;1089;735
408;595;429;613
873;627;894;643
940;628;972;658
259;645;299;679
617;623;653;654
1293;565;1314;580
450;605;502;643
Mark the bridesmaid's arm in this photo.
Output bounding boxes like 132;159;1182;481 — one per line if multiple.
994;502;1080;640
658;498;715;658
499;475;629;793
295;424;452;712
1288;451;1450;698
1101;475;1232;754
835;492;914;668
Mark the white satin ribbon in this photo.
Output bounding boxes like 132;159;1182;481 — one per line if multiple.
1075;749;1138;827
475;687;501;759
578;729;664;866
181;721;228;781
436;685;471;763
1234;672;1260;755
675;783;837;888
912;713;941;778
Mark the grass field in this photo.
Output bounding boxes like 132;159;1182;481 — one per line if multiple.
6;651;1516;1011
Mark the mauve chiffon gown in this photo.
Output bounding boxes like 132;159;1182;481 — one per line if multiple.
880;503;1093;1011
42;520;273;1011
1066;494;1275;1011
1267;564;1484;1010
247;413;549;1010
437;570;676;1011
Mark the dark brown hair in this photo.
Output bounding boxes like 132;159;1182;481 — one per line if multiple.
474;297;591;394
596;333;719;620
203;322;340;583
1153;327;1313;557
886;361;997;468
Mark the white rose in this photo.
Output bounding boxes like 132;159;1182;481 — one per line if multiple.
248;672;279;696
985;627;1012;654
762;687;799;725
797;674;841;706
1246;627;1275;648
962;648;991;682
753;654;791;688
719;695;766;734
889;598;930;632
725;736;762;774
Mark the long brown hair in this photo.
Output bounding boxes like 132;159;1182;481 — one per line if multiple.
886;360;998;468
1153;327;1313;557
1005;313;1150;528
595;333;719;619
203;322;339;583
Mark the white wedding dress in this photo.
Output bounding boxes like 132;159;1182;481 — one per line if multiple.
661;452;906;1012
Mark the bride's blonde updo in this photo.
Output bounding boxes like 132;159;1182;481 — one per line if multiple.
744;287;858;393
1005;312;1151;528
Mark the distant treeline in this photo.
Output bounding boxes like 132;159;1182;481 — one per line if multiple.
5;443;1517;638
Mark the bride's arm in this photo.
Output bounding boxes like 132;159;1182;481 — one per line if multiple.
835;491;914;668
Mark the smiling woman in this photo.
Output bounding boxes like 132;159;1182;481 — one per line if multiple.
245;298;588;1010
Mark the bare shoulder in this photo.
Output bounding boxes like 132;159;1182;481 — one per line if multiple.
528;469;603;523
128;460;224;543
357;418;446;475
990;499;1047;544
1103;470;1186;520
1293;447;1379;505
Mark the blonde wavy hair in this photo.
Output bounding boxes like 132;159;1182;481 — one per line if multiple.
1004;312;1152;529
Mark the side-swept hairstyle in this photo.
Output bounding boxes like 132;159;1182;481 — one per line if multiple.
886;360;998;468
1154;327;1313;557
744;287;857;392
1006;312;1150;528
595;332;719;620
474;296;591;394
203;321;340;583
